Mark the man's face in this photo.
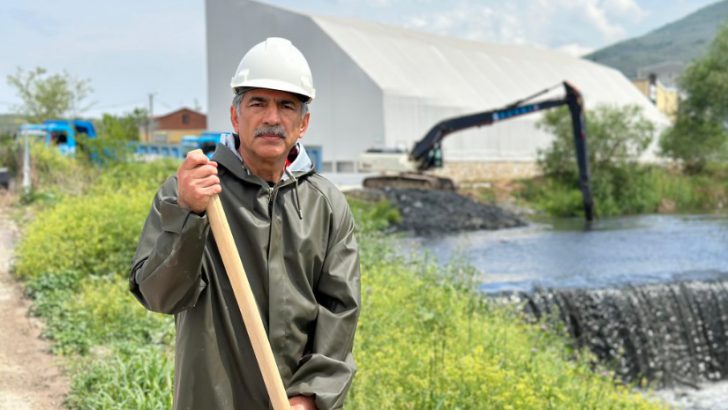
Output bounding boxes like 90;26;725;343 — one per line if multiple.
230;88;309;167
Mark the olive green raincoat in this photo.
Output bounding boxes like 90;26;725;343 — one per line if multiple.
130;142;360;409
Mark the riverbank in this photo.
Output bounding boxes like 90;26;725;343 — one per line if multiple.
401;212;728;409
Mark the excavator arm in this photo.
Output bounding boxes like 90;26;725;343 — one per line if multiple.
406;81;594;221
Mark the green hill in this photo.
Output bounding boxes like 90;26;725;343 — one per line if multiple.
585;0;728;80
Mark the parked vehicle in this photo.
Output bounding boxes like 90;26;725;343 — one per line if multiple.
17;119;97;155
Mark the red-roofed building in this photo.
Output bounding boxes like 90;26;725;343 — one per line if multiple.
141;108;207;143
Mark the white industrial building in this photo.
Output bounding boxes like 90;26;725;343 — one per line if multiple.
206;0;668;178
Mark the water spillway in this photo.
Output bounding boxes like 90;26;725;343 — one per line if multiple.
520;276;728;387
401;213;728;400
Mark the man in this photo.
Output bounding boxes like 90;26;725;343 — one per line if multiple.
130;37;360;410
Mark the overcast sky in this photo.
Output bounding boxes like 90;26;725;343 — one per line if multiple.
0;0;718;118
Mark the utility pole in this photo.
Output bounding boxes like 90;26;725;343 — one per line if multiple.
148;93;155;142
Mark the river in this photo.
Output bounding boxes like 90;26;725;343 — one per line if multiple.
402;214;728;293
400;213;728;410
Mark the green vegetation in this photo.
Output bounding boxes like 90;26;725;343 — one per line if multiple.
523;104;659;217
512;98;728;218
351;242;661;409
15;159;176;407
585;0;728;78
660;23;728;172
518;165;728;217
6;67;92;122
537;104;654;180
78;109;150;164
96;108;148;142
11;154;664;409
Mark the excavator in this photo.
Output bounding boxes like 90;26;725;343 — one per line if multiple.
360;81;594;222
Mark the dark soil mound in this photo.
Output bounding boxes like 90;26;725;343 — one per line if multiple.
377;188;526;235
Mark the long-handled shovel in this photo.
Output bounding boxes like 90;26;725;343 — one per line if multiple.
191;150;290;409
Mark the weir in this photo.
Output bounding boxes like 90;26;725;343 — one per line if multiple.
517;276;728;387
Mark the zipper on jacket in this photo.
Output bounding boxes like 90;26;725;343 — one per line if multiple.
268;185;280;216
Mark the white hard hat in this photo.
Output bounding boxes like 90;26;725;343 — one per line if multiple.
230;37;315;103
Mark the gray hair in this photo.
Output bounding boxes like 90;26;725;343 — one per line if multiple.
232;87;308;117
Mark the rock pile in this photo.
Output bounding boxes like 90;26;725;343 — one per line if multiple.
377;188;526;235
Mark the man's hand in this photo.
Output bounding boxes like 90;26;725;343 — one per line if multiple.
289;395;316;410
176;151;221;214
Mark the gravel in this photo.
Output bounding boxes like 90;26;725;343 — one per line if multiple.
366;188;527;235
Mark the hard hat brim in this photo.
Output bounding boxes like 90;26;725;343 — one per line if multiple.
231;78;314;103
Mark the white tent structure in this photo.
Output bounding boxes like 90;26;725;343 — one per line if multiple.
206;0;668;176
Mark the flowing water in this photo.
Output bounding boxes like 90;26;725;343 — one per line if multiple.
404;214;728;292
401;214;728;409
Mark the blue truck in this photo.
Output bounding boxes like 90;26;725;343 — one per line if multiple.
18;119;97;155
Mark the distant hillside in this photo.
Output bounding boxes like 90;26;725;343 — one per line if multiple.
585;0;728;80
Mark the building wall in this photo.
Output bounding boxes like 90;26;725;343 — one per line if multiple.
156;109;207;130
206;0;384;172
633;79;680;121
207;0;669;173
301;11;669;166
437;161;541;182
150;129;207;144
139;108;207;143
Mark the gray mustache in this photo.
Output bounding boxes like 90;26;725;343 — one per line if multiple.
254;125;287;139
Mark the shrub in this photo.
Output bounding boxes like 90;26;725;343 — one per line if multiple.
533;105;656;217
347;196;401;233
518;163;728;217
15;159;176;279
26;141;95;198
15;189;152;279
0;132;20;175
537;104;654;182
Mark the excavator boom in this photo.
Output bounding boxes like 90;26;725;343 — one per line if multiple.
363;82;594;221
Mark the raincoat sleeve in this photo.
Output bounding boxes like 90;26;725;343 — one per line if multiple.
129;176;210;314
287;199;361;410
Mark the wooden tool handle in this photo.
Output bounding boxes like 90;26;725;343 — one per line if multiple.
190;150;290;409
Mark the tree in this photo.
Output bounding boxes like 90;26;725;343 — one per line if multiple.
660;23;728;172
97;108;148;141
7;67;92;123
535;104;657;216
537;104;655;181
75;108;149;164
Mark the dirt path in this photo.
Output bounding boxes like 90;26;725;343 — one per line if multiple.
0;204;69;409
